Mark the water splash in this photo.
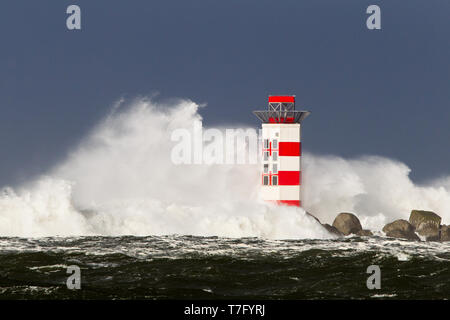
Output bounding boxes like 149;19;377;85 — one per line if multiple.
0;97;449;238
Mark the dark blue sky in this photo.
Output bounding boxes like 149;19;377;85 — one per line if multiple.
0;0;449;185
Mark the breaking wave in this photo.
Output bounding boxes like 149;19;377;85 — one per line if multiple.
1;97;449;238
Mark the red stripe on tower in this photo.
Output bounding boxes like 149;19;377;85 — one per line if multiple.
278;171;300;185
279;142;301;156
274;200;301;206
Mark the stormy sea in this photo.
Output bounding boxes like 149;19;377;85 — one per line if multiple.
1;98;450;300
1;235;449;299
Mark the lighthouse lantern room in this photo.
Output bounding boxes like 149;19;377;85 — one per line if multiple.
253;95;310;207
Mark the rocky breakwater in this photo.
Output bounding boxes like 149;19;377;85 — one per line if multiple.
309;212;373;237
382;219;420;241
309;209;449;241
382;209;449;242
332;212;372;236
409;210;441;241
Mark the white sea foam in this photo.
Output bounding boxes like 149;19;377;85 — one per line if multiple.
0;97;449;238
302;154;450;229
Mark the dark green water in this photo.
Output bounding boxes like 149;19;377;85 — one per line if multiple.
0;236;448;299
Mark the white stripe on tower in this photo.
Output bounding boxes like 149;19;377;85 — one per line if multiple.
279;156;300;171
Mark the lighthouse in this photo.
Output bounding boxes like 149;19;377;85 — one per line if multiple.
253;95;310;207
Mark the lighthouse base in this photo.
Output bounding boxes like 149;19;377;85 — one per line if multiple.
268;200;301;207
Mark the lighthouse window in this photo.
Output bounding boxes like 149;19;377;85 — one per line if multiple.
263;176;269;185
264;164;269;173
264;152;269;161
264;139;269;149
272;152;278;161
272;176;278;186
272;164;278;173
273;139;278;149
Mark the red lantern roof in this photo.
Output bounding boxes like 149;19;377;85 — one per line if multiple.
268;96;295;103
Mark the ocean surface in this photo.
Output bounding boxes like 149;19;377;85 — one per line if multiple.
0;235;448;299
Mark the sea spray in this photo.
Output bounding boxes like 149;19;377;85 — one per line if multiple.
1;97;450;237
303;154;450;229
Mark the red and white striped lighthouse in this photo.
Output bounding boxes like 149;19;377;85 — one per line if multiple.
253;95;310;207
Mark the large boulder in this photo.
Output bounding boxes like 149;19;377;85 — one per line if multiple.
440;225;450;241
425;234;440;242
322;223;343;236
332;212;362;235
409;210;442;238
357;229;373;237
382;219;420;241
